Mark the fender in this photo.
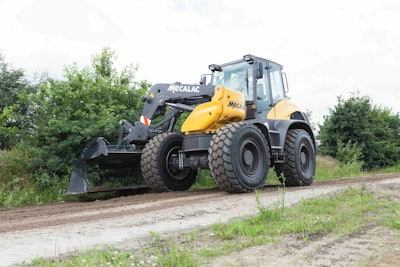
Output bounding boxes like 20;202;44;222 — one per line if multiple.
244;118;272;151
268;119;316;154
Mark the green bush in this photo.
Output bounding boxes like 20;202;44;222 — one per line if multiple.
0;144;38;186
0;48;150;205
24;48;149;188
318;93;400;170
0;145;38;207
336;140;364;166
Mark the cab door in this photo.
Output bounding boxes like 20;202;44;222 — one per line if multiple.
265;62;291;120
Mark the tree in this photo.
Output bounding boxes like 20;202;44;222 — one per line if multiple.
0;53;26;112
0;53;37;149
318;93;400;169
28;47;150;187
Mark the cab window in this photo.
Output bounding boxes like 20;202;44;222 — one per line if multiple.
211;61;253;101
269;63;285;105
255;63;270;111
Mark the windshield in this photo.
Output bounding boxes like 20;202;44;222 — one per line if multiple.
210;61;253;100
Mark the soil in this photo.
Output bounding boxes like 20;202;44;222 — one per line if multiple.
0;173;399;266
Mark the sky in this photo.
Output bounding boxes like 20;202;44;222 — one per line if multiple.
1;0;400;126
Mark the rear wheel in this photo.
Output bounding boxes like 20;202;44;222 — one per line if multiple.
141;132;197;192
278;129;316;186
208;122;269;193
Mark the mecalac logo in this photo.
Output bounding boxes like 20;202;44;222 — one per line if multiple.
227;101;245;110
167;84;200;93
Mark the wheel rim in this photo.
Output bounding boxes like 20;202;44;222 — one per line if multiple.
165;145;189;181
239;140;261;177
299;143;311;173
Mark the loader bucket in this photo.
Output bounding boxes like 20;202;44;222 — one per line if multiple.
66;137;148;194
67;157;90;194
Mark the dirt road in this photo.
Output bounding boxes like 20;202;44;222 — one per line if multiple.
0;174;399;266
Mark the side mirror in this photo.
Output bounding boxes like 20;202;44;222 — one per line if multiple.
256;62;263;79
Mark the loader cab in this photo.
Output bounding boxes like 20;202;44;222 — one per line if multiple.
209;55;287;115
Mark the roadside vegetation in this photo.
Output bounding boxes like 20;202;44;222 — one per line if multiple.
0;48;150;207
28;185;400;267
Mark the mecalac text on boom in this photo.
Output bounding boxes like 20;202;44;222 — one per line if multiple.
167;84;200;93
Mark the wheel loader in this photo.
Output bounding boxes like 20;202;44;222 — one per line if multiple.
67;54;316;194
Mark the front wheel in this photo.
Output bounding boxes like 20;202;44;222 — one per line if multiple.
141;132;197;192
208;122;269;193
278;129;316;186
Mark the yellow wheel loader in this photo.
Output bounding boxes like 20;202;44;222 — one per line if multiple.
67;54;316;194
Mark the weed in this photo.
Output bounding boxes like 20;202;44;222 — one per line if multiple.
30;246;134;267
156;244;198;267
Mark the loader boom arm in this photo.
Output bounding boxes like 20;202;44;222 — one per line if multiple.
118;83;215;145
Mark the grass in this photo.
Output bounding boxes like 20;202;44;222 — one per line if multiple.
0;148;68;208
0;184;65;208
30;246;134;267
314;155;362;180
27;185;400;266
212;185;400;242
314;155;400;180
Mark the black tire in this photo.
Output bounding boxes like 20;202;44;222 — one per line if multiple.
278;129;316;186
208;122;269;193
141;132;197;192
